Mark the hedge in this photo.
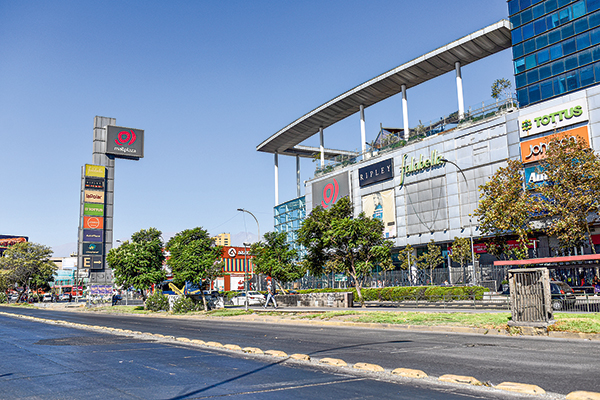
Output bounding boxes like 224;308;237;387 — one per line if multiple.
294;286;487;302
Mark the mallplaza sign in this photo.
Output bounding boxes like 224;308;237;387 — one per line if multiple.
518;99;588;138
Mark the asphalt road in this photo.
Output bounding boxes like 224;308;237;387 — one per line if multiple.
2;306;599;396
0;312;533;400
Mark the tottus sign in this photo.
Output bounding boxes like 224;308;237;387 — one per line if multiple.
106;125;144;159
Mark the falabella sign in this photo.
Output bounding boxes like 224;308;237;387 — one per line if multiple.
106;125;144;159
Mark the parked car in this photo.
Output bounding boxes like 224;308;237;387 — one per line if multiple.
550;281;577;310
59;293;71;301
42;293;53;303
230;291;266;306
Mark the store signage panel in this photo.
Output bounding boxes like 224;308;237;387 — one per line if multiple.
84;190;105;204
82;256;103;270
83;216;104;230
83;229;103;242
106;125;144;159
85;177;105;190
312;172;350;210
358;158;394;187
524;165;548;188
518;99;588;138
82;242;103;255
520;126;590;163
361;189;397;238
85;164;106;178
398;149;445;186
84;203;104;216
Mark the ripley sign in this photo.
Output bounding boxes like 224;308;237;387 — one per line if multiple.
358;158;393;187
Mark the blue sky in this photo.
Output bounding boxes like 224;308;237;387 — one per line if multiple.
0;1;514;256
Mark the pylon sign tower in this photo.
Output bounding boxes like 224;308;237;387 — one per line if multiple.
77;116;144;286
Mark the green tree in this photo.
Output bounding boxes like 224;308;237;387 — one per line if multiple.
417;240;444;284
250;231;304;293
297;196;393;306
165;227;223;310
106;227;166;302
474;159;533;260
491;78;512;100
536;135;600;253
450;237;478;283
0;242;57;300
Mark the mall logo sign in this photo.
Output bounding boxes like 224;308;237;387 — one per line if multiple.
398;149;444;186
106;125;144;159
518;99;588;138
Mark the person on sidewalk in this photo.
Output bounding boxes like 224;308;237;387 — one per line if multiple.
264;280;278;309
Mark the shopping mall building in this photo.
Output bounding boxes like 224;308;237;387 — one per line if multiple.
259;0;600;284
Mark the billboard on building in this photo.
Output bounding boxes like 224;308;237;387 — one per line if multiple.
0;235;28;255
312;171;350;210
520;126;590;164
358;158;393;187
361;189;397;238
106;125;144;159
518;99;588;138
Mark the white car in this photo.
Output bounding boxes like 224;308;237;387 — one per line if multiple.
230;291;266;306
59;293;71;301
42;293;53;302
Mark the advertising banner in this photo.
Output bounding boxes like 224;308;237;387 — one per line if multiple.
361;189;397;238
85;164;106;178
358;158;394;187
312;171;350;210
84;203;104;216
84;190;104;204
82;242;103;255
520;126;590;163
106;125;144;159
518;99;588;138
83;229;103;242
84;177;105;190
83;216;104;230
524;165;548;188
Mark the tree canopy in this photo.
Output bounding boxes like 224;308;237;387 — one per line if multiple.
450;236;478;283
250;231;304;290
297;196;393;305
0;242;57;299
106;227;166;300
417;240;444;284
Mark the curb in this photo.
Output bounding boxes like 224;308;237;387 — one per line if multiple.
496;382;546;395
391;367;427;379
438;374;482;386
566;391;600;400
319;357;347;367
353;362;384;372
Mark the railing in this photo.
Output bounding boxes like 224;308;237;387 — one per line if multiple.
314;97;518;177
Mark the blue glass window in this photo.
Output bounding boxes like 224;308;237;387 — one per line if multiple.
534;18;547;35
559;7;572;25
593;45;600;60
527;69;540;83
540;79;554;98
511;14;522;28
518;88;529;105
594;60;600;80
550;12;561;28
577;32;591;49
579;48;593;64
516;73;528;87
573;1;586;18
566;70;580;90
587;0;600;12
565;54;579;69
561;22;575;39
591;27;600;44
558;0;571;6
513;28;524;44
590;11;600;28
554;74;567;93
509;0;520;15
515;58;526;73
523;22;535;40
514;43;525;58
521;0;533;9
533;3;546;18
550;43;563;59
563;38;577;54
536;34;549;48
546;0;558;12
553;59;566;73
521;8;534;24
540;64;553;79
574;16;589;33
549;28;562;43
538;49;551;65
524;39;536;53
526;54;537;69
580;65;595;85
528;84;542;102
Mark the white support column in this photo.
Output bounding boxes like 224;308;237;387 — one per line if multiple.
360;104;366;155
274;153;279;205
455;61;465;120
296;155;301;198
401;84;409;140
319;127;325;167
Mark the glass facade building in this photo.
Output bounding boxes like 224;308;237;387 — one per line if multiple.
273;196;306;258
509;0;600;106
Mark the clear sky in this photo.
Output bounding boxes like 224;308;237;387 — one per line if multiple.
0;0;514;256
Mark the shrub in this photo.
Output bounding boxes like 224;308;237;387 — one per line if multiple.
172;296;203;314
145;290;170;312
0;293;6;303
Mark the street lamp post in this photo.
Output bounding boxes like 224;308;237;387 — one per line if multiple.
238;208;260;289
243;241;251;311
441;158;477;285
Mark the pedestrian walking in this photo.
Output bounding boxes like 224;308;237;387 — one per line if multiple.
264;280;278;309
